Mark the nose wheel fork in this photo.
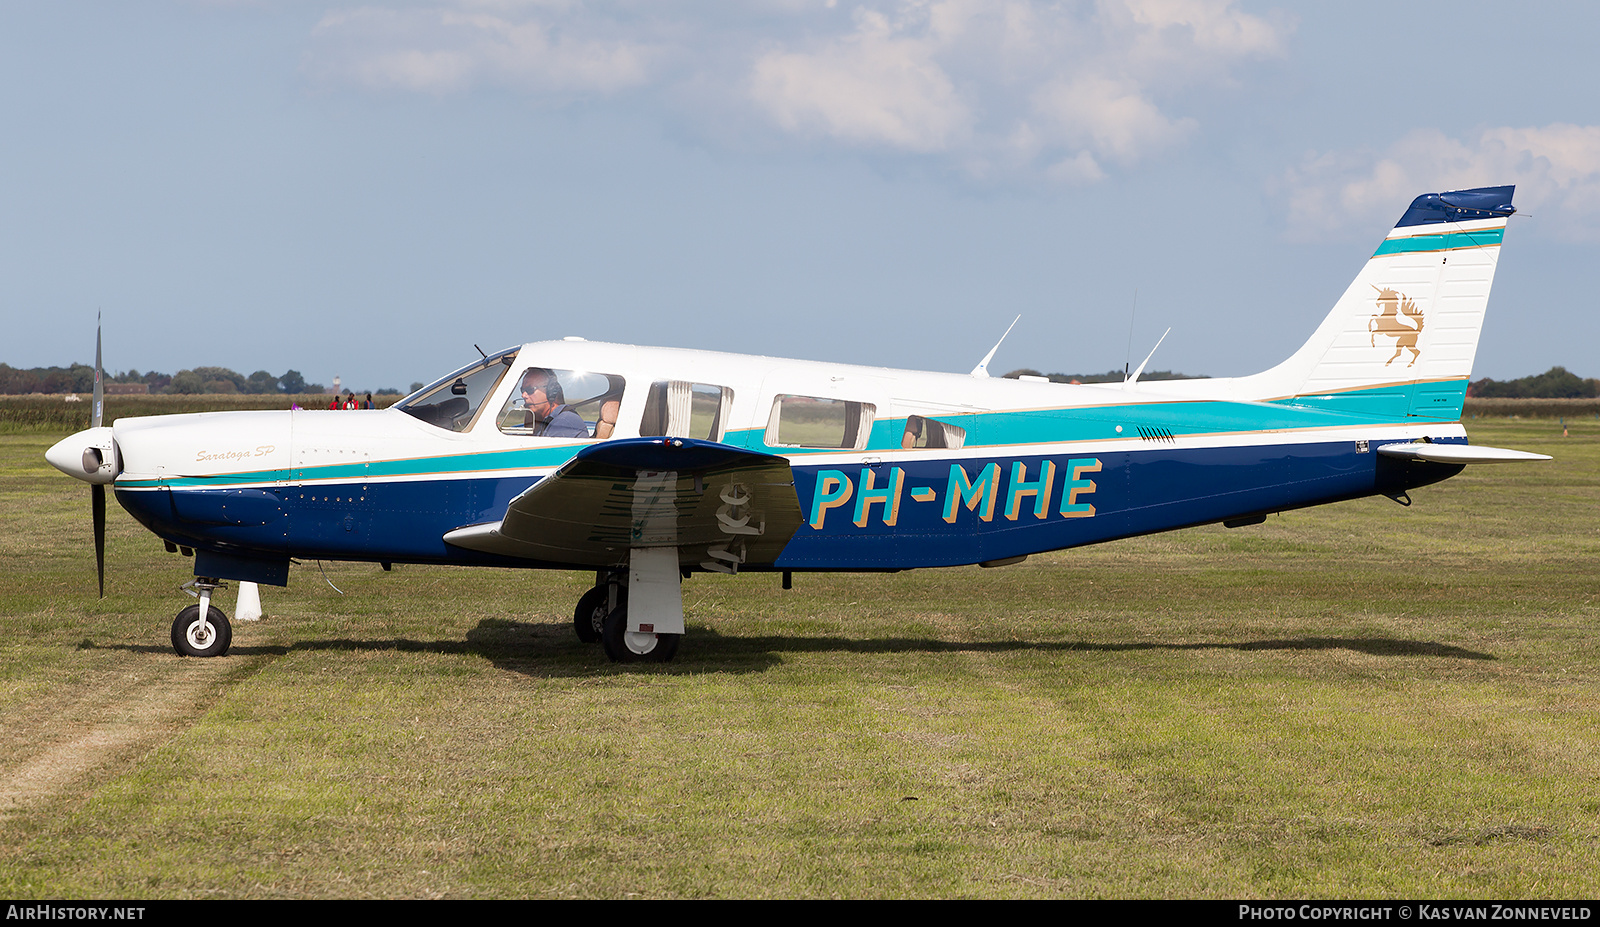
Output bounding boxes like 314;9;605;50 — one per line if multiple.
172;578;232;657
574;571;625;644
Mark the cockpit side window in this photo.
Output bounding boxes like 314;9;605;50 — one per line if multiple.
396;349;517;433
497;367;626;439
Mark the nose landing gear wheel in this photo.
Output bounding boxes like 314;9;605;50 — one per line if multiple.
171;603;231;657
600;605;679;663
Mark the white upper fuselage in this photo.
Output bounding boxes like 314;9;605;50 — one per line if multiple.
104;337;1458;491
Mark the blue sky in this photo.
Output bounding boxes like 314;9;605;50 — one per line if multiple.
3;1;1596;392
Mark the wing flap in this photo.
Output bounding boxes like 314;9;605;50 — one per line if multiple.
1376;442;1551;464
443;437;804;569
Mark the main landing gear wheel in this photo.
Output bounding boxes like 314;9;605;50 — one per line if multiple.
573;585;625;644
171;603;231;657
600;605;679;664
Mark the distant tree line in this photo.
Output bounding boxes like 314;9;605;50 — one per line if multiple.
1002;368;1204;383
5;359;1590;399
0;363;403;396
1469;367;1599;399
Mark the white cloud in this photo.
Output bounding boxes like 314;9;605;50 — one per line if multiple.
303;1;1289;181
1280;125;1600;241
742;0;1286;180
748;9;969;153
309;6;654;98
1123;0;1286;60
1045;150;1106;185
1028;74;1195;165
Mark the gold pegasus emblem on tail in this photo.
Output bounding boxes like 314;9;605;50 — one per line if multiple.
1370;287;1423;366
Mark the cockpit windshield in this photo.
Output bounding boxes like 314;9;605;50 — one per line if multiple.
395;348;519;432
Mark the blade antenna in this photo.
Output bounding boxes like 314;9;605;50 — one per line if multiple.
1123;327;1171;388
969;315;1021;378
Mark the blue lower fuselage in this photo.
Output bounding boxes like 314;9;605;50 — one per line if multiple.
115;434;1460;582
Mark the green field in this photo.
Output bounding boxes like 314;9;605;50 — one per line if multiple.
0;419;1595;898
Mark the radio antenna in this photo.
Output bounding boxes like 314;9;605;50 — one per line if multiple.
1123;289;1138;381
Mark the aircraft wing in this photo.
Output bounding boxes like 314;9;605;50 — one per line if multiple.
443;437;804;570
1376;442;1551;464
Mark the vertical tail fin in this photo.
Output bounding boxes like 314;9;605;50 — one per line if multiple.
1244;185;1515;420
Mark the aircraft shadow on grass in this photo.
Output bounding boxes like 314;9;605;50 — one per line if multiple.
609;630;1497;662
88;619;1495;676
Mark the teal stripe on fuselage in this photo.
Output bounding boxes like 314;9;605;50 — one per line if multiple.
728;381;1465;454
1272;379;1468;420
1372;227;1502;256
119;443;588;489
119;470;294;489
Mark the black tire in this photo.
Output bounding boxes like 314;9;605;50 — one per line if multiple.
600;604;679;664
171;603;231;657
573;585;624;644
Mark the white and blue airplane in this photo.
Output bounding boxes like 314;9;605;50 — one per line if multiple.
47;185;1547;663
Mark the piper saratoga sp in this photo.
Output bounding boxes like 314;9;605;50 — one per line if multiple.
47;186;1547;663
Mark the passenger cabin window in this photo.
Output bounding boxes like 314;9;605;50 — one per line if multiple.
396;349;518;433
901;415;967;449
496;367;626;439
640;381;733;441
765;395;875;449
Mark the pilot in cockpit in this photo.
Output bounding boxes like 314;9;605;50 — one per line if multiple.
520;369;589;438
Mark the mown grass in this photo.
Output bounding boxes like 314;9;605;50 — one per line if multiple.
0;417;1596;898
1464;398;1600;419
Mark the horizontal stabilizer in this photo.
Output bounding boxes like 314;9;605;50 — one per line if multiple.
1376;442;1551;464
443;437;804;568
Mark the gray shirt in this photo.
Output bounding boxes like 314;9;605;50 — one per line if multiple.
538;404;589;438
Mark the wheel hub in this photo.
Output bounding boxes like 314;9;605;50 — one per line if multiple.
622;630;657;655
186;620;213;649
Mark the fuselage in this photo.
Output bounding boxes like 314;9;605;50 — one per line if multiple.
97;338;1464;582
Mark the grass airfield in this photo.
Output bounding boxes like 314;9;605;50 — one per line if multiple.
0;420;1596;898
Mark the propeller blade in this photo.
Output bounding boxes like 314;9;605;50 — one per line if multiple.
93;314;106;596
93;483;106;598
93;312;104;429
